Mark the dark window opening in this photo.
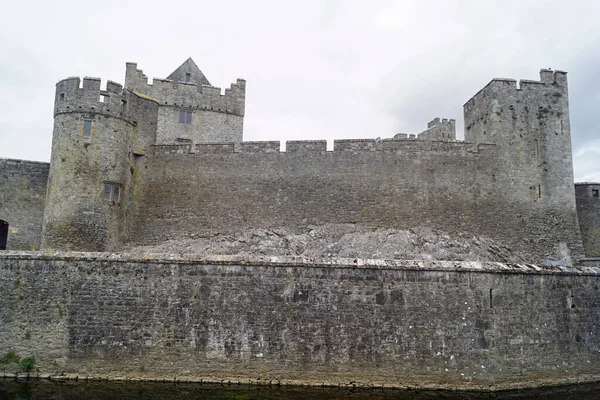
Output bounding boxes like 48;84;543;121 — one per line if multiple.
121;99;127;108
537;185;542;199
113;185;120;202
0;220;8;250
535;139;540;158
179;110;192;124
59;93;65;102
185;73;191;83
593;189;599;198
83;120;92;137
103;183;121;202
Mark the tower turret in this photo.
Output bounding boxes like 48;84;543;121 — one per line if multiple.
125;59;246;146
42;76;158;251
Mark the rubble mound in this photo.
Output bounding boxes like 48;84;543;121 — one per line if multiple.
128;224;524;263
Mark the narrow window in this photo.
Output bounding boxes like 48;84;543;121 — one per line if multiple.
537;185;542;199
83;120;92;137
112;185;120;202
561;120;564;134
0;220;8;250
593;189;599;198
59;93;65;102
185;73;191;83
121;99;127;108
99;94;107;103
103;183;112;200
535;139;540;158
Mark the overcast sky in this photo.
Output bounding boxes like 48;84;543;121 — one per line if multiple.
0;0;598;181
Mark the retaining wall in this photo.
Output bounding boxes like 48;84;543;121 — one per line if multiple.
1;252;600;389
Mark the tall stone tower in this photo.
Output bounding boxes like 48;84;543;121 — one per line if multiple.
41;77;158;251
463;69;584;262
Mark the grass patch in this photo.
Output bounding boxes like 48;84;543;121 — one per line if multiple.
0;351;20;364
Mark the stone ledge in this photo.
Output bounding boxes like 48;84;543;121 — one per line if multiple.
2;371;600;392
1;251;598;276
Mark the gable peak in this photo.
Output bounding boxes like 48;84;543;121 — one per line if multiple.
166;57;211;86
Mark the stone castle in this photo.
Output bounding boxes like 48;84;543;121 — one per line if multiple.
0;58;599;264
3;59;600;390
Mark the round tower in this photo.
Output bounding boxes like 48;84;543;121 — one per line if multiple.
41;76;156;251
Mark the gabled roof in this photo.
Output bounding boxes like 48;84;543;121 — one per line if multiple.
166;57;211;86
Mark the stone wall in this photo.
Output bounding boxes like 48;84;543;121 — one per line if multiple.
0;159;49;250
576;183;600;257
1;252;600;389
155;106;244;145
128;139;579;265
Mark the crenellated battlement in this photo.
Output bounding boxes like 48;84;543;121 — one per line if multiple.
124;61;245;116
151;139;495;156
464;69;568;110
54;76;158;125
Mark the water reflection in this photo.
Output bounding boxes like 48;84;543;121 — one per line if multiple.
1;379;600;400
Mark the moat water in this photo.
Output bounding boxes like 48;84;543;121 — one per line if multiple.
1;380;600;400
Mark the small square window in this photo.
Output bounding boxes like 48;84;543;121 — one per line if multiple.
83;120;92;137
179;110;192;124
103;183;121;202
185;73;191;83
593;189;599;198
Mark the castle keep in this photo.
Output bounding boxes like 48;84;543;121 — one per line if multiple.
2;59;600;390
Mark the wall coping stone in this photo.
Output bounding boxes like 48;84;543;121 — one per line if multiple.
1;251;599;276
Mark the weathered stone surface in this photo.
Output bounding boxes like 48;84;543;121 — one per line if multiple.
129;224;525;263
129;137;580;265
576;183;600;257
42;80;159;252
1;252;600;390
0;159;49;250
